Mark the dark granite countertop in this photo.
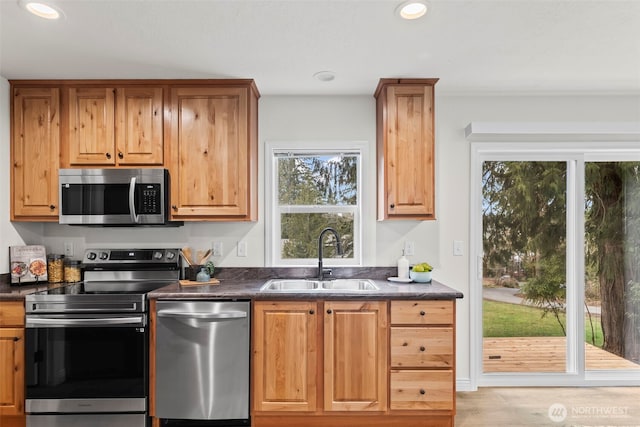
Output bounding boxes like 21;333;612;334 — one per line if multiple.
148;279;463;300
1;268;464;301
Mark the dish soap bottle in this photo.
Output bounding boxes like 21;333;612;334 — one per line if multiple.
196;267;210;282
397;250;409;279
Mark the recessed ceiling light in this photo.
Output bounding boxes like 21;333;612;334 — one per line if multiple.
18;0;62;20
313;71;336;82
397;1;428;20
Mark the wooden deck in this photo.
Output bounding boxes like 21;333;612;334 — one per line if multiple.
483;336;640;372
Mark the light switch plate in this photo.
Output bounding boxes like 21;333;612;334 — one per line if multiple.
453;240;463;256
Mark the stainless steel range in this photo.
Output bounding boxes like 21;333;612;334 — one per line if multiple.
24;248;180;427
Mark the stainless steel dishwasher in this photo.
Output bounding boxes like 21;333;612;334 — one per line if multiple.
155;300;250;426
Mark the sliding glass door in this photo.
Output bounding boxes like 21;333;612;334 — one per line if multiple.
473;145;640;386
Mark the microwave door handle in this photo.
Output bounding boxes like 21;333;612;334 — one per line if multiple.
129;176;140;223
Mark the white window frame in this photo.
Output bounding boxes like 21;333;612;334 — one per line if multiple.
265;141;368;267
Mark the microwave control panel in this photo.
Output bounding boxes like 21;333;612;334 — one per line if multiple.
139;184;162;214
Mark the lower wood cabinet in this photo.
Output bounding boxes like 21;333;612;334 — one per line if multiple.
0;301;26;427
252;300;387;416
252;299;456;427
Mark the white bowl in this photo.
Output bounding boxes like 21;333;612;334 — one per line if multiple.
410;270;432;283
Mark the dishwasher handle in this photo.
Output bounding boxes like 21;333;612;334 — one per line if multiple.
157;310;247;322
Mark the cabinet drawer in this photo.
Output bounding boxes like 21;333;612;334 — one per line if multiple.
390;370;453;411
391;327;453;368
391;301;453;325
0;302;24;327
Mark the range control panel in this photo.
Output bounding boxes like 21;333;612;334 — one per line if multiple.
83;248;179;268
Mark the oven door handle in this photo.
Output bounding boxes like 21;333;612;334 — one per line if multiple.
129;176;140;224
157;310;247;322
26;316;145;327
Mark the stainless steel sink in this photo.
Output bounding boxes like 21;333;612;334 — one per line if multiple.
260;279;319;291
260;279;378;292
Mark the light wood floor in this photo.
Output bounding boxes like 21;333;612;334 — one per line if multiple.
456;386;640;426
483;337;640;372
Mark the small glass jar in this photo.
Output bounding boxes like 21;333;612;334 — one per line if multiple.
64;260;83;283
47;254;65;283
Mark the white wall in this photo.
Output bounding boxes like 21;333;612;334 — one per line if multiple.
2;75;639;385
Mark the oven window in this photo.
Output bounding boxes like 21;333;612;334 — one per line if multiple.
26;326;147;399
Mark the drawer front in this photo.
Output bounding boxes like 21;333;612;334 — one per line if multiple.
391;327;453;368
391;301;453;325
0;301;25;327
390;370;453;411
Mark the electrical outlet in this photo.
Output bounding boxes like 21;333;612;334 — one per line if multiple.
237;241;247;257
212;241;223;257
404;241;415;256
64;242;74;257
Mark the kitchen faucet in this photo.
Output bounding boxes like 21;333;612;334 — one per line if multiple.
317;227;343;280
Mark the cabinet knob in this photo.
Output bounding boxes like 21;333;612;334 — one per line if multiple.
118;152;124;159
309;309;315;315
420;310;426;316
49;204;56;210
106;152;112;159
171;205;178;211
420;346;426;352
390;204;395;209
327;309;332;314
419;389;426;395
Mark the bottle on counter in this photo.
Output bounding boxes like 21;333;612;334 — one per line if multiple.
397;250;409;279
47;254;65;283
196;267;210;282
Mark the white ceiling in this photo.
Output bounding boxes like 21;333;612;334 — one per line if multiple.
1;0;639;95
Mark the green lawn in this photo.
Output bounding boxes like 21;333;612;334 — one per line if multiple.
483;300;604;347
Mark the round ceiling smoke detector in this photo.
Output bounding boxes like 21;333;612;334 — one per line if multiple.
313;71;336;82
397;1;428;20
18;0;63;19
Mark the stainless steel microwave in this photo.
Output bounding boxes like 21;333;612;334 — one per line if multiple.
59;168;174;226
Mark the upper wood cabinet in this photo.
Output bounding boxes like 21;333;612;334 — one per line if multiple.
11;87;60;221
375;78;438;220
167;83;259;221
66;86;163;166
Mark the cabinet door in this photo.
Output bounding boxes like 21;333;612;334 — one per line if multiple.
169;87;250;218
377;82;436;220
12;87;60;220
68;87;116;165
116;87;163;165
323;301;387;411
0;328;24;416
253;301;318;412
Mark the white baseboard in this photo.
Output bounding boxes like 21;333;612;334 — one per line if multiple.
456;378;476;392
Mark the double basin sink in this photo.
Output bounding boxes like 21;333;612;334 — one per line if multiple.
260;278;379;292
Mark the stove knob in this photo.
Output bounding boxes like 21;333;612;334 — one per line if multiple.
153;251;164;260
99;252;109;260
165;251;176;260
86;252;97;261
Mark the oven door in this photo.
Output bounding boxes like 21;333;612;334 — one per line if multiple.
25;314;147;414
